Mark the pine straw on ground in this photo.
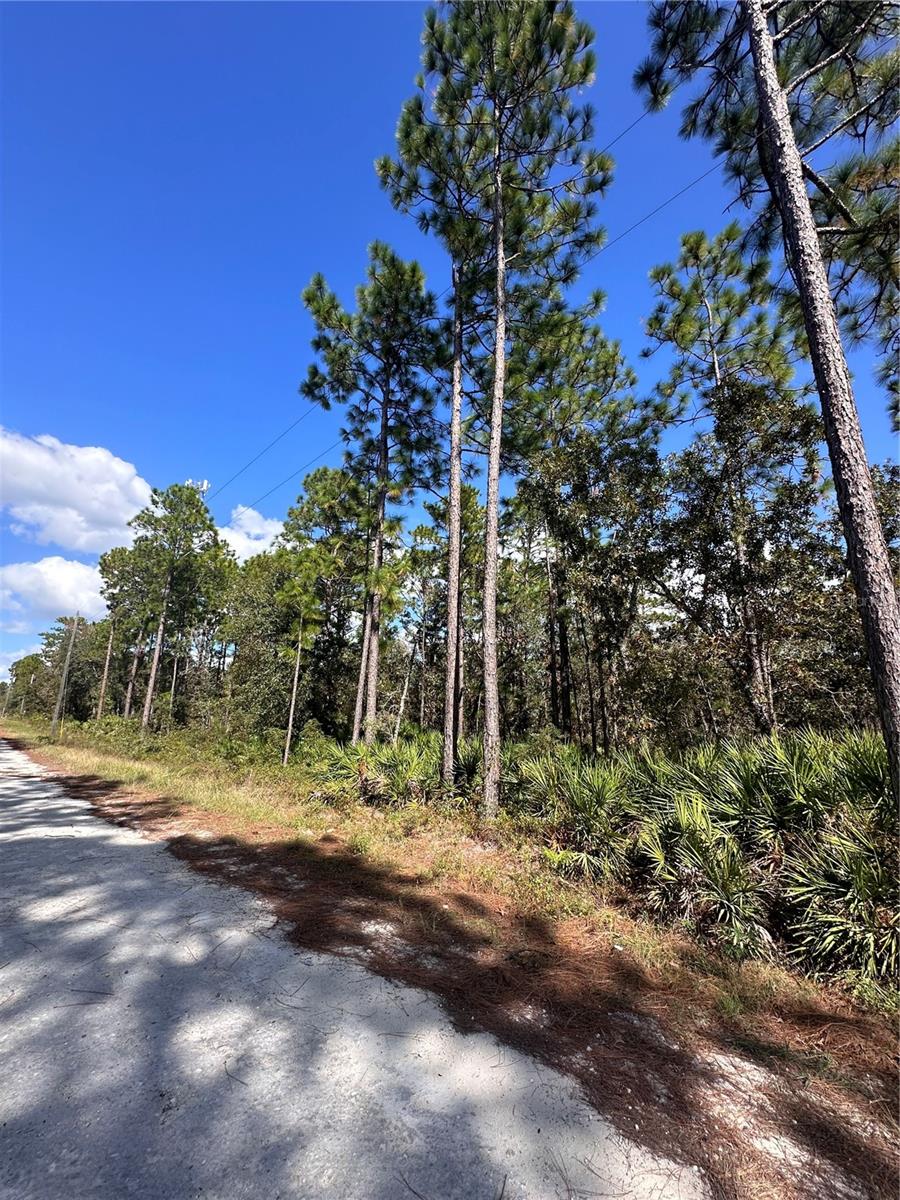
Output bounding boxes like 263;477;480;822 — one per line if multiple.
9;734;898;1200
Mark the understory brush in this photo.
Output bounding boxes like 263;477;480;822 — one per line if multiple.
9;715;896;990
312;726;897;986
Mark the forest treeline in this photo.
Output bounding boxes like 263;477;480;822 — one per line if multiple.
4;3;898;981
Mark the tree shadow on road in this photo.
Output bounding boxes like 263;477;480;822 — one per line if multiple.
4;742;896;1200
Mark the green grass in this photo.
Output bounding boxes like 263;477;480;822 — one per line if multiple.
5;713;897;996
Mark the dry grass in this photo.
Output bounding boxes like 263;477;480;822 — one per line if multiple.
5;722;891;1033
4;719;898;1200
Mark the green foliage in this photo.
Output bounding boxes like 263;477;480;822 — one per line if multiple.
636;1;898;414
785;819;899;981
21;702;895;987
518;750;630;879
312;735;443;807
299;723;895;983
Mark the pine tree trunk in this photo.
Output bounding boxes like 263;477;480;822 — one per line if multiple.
394;639;416;745
141;581;170;732
123;627;146;719
364;388;390;744
442;268;465;784
697;660;720;740
455;595;465;743
96;621;114;720
578;611;598;755
352;522;375;744
364;583;382;742
481;136;507;819
745;0;900;796
283;621;303;767
50;616;79;738
729;471;777;734
168;656;179;728
594;630;611;756
733;535;776;734
352;594;372;745
556;564;574;736
544;543;561;728
419;586;428;729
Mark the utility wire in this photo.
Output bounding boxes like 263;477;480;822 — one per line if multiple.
589;161;722;261
208;405;318;500
226;438;345;522
597;109;650;154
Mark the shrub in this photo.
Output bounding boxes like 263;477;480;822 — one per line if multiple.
785;816;899;979
50;713;896;985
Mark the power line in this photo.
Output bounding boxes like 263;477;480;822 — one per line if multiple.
208;405;318;500
590;161;722;261
598;109;650;154
226;438;345;522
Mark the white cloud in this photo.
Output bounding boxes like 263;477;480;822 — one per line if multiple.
0;558;106;630
0;642;43;683
0;427;152;552
218;506;283;563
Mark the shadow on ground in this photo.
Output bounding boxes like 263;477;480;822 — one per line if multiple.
9;746;898;1200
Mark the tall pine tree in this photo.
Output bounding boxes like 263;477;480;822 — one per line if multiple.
301;244;440;743
636;0;900;797
421;0;611;814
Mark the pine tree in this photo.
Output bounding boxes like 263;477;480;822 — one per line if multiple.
277;551;323;765
636;0;900;796
421;0;611;815
283;467;375;738
96;546;131;719
129;483;219;732
510;299;640;737
378;32;491;784
643;224;820;731
301;244;440;743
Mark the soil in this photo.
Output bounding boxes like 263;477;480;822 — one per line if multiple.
13;735;899;1200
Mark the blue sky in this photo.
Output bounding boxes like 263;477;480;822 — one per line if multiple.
1;1;896;673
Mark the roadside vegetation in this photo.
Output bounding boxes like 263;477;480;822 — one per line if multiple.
7;714;895;1013
2;0;897;1031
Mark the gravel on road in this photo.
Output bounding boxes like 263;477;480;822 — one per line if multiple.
0;740;707;1200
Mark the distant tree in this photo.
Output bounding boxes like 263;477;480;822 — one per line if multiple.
278;551;323;765
643;224;819;731
97;545;143;718
222;551;297;736
128;483;220;731
512;301;644;738
301;244;440;743
7;653;48;718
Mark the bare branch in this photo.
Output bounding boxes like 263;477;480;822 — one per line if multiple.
801;160;861;229
800;83;896;157
772;0;829;45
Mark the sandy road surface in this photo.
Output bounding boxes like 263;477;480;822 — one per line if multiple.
0;741;706;1200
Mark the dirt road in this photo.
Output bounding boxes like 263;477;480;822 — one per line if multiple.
0;740;707;1200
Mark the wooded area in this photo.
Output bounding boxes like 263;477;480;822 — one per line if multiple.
5;0;898;988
